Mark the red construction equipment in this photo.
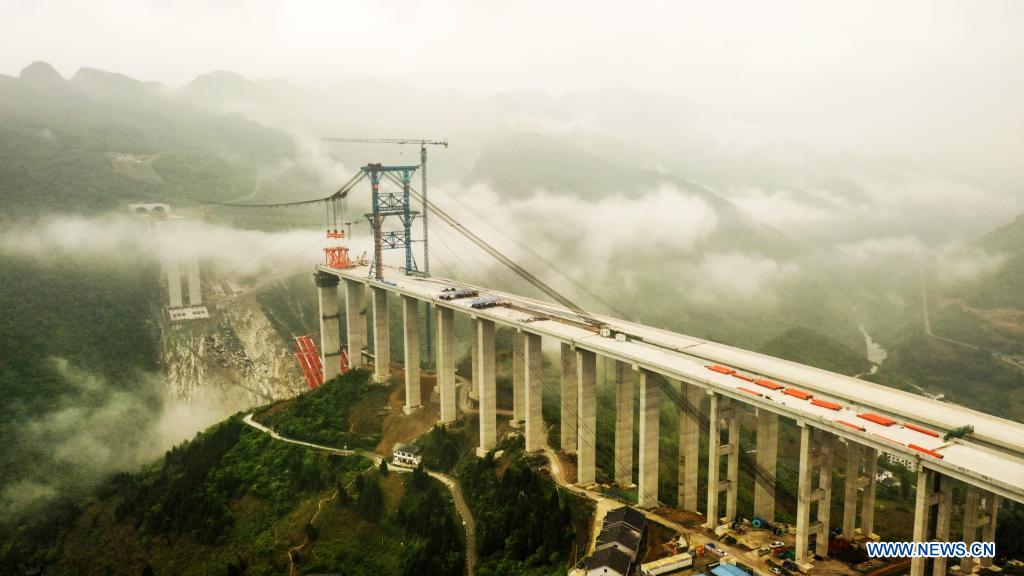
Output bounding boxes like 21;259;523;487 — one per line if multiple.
837;420;866;432
904;423;940;437
707;364;736;375
294;334;350;389
324;246;354;269
294;335;324;389
909;444;945;459
783;388;813;400
811;398;843;410
858;412;896;427
754;378;785;390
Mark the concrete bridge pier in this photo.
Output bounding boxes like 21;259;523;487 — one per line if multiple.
842;444;879;539
614;361;635;488
402;296;421;414
344;279;367;369
706;393;739;526
476;318;497;455
316;272;342;382
910;468;953;576
560;343;578;453
437;306;457;424
678;381;701;511
796;425;835;563
962;486;1000;573
469;318;479;400
638;370;661;508
371;287;390;383
576;349;597;485
754;410;779;522
512;330;525;426
861;446;878;538
524;332;544;452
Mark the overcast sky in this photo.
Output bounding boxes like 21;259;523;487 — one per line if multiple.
3;0;1022;189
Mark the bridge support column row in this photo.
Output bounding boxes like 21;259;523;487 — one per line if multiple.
476;318;497;455
402;296;420;413
962;486;1000;573
524;332;544;452
796;425;834;564
512;331;525;426
754;410;779;522
316;272;342;382
345;279;366;369
910;468;953;576
372;287;390;383
678;381;700;511
560;343;578;453
437;306;457;424
576;349;597;485
842;444;878;539
638;370;660;508
614;361;634;488
706;394;739;527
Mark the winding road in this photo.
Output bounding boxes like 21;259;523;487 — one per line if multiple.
242;414;477;575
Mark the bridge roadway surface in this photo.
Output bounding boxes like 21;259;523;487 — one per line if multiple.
322;264;1024;504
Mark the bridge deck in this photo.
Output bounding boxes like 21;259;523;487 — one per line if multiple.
322;264;1024;502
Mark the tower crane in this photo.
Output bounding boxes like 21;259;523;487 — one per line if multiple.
321;138;448;276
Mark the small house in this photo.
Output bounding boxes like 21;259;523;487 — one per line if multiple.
392;443;422;467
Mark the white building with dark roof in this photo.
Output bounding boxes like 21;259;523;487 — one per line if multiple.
391;443;422;467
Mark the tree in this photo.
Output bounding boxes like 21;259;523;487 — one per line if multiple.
358;476;384;522
355;474;366;493
379;459;389;476
305;522;319;542
336;483;350;506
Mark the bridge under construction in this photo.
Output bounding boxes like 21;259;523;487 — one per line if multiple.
213;156;1024;576
315;261;1024;575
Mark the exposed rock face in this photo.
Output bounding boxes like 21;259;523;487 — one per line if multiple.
158;287;308;409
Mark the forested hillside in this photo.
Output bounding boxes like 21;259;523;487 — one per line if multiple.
2;370;466;576
759;327;872;376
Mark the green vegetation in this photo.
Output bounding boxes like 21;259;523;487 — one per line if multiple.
395;465;466;575
259;368;387;450
759;327;872;376
112;417;364;544
867;334;1024;420
459;437;576;575
967;212;1024;309
2;367;471;574
418;424;472;472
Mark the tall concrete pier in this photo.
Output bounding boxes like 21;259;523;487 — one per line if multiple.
577;349;597;486
316;272;342;382
402;296;421;413
614;361;634;488
372;287;390;383
560;343;578;453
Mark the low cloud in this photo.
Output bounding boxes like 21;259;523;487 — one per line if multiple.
687;252;799;306
1;358;233;519
0;213;323;281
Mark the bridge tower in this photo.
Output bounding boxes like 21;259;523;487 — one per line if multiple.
362;163;421;280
